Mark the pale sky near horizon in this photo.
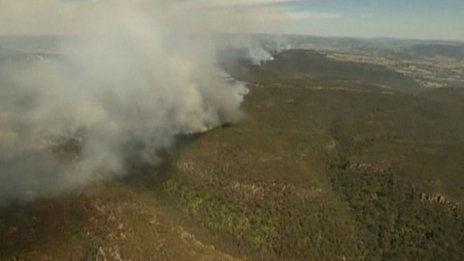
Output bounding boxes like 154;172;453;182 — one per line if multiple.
269;0;464;41
0;0;462;41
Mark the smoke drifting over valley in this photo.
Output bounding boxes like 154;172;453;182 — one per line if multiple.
0;0;283;205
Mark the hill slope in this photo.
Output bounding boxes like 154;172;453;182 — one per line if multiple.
1;49;464;260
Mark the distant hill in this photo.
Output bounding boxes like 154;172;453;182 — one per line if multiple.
0;35;59;52
255;49;421;92
408;44;464;59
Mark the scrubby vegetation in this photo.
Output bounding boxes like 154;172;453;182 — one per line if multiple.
2;48;464;260
328;122;464;260
160;49;464;259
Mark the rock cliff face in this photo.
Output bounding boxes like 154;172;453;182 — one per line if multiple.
419;192;460;210
348;161;392;174
348;160;461;209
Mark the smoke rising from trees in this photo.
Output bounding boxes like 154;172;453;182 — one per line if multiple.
0;0;285;205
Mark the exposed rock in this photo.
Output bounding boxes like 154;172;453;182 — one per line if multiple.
419;192;459;210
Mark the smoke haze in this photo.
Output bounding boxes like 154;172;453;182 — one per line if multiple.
0;0;286;205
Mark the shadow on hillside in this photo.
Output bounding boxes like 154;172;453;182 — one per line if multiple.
0;133;202;258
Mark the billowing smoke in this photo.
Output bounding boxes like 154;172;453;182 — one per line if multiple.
0;0;275;205
215;34;292;66
247;40;275;65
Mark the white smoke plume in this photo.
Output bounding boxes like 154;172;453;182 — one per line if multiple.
247;40;275;65
0;0;288;205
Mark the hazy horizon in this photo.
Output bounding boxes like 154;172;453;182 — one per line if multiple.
0;33;462;45
0;1;463;42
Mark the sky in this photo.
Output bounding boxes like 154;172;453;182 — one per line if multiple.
260;0;464;41
0;0;463;41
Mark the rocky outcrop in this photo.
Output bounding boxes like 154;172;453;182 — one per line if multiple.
419;192;460;210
